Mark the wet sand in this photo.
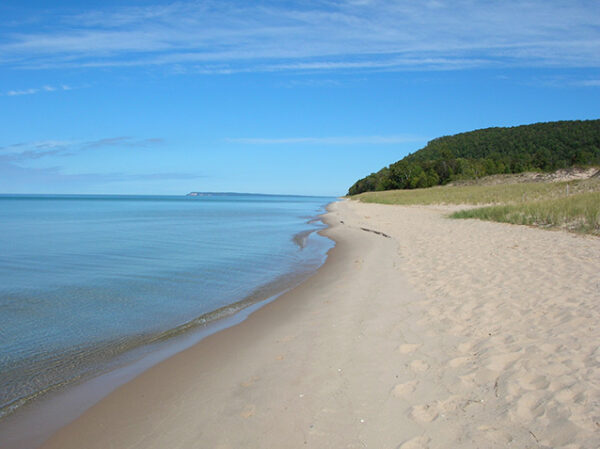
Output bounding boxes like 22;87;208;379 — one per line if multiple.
40;200;600;449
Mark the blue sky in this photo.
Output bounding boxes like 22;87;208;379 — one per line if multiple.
1;0;599;196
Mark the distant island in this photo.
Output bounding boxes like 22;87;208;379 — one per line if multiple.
348;119;600;195
186;192;251;196
186;192;321;198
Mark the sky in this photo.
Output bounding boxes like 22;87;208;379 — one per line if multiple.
0;0;599;196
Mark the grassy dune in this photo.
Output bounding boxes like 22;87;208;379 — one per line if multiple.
451;192;600;235
353;176;600;235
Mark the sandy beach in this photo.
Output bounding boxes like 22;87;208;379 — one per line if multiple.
39;199;600;449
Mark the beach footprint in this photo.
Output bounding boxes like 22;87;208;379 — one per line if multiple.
477;425;514;445
240;404;256;418
410;404;438;422
457;342;475;354
391;380;418;398
398;343;421;354
398;435;430;449
485;351;521;371
277;334;295;344
409;359;430;373
514;391;545;421
448;356;471;368
240;376;260;388
517;373;549;391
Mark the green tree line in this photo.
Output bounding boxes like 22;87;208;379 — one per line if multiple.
348;119;600;195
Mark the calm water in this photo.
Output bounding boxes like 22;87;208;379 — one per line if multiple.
0;193;334;418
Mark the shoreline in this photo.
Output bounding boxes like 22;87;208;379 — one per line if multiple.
12;199;600;448
0;212;334;449
0;291;289;449
37;201;370;449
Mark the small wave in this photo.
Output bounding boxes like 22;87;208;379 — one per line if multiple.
0;260;325;422
292;229;314;249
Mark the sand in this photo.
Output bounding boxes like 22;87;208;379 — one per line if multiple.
40;199;600;449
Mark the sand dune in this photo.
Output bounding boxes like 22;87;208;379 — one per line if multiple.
341;201;600;448
41;200;600;449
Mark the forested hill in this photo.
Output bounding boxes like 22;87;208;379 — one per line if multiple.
348;119;600;195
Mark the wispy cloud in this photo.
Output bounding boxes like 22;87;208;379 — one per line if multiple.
575;79;600;87
0;135;196;190
1;1;598;73
0;161;204;188
4;84;73;96
520;74;600;88
226;135;426;145
81;137;165;149
281;78;344;88
0;137;164;162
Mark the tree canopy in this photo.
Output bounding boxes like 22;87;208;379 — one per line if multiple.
348;119;600;195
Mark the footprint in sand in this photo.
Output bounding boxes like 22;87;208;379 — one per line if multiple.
554;387;576;404
518;373;549;390
448;356;471;368
391;381;418;398
457;342;474;354
409;360;430;372
277;335;295;343
398;435;430;449
514;391;545;420
477;425;514;445
410;404;439;422
485;352;521;371
569;403;598;432
240;404;256;418
398;343;421;354
240;376;260;388
214;444;234;449
435;395;463;414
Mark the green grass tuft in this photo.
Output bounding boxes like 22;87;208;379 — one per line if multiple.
450;192;600;235
352;177;600;235
354;178;600;206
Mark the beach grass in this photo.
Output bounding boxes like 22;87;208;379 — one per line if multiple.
352;176;600;235
450;192;600;235
354;177;600;206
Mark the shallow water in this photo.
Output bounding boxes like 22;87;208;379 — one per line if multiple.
0;193;334;418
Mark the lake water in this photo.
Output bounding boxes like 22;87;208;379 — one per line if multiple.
0;193;334;419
